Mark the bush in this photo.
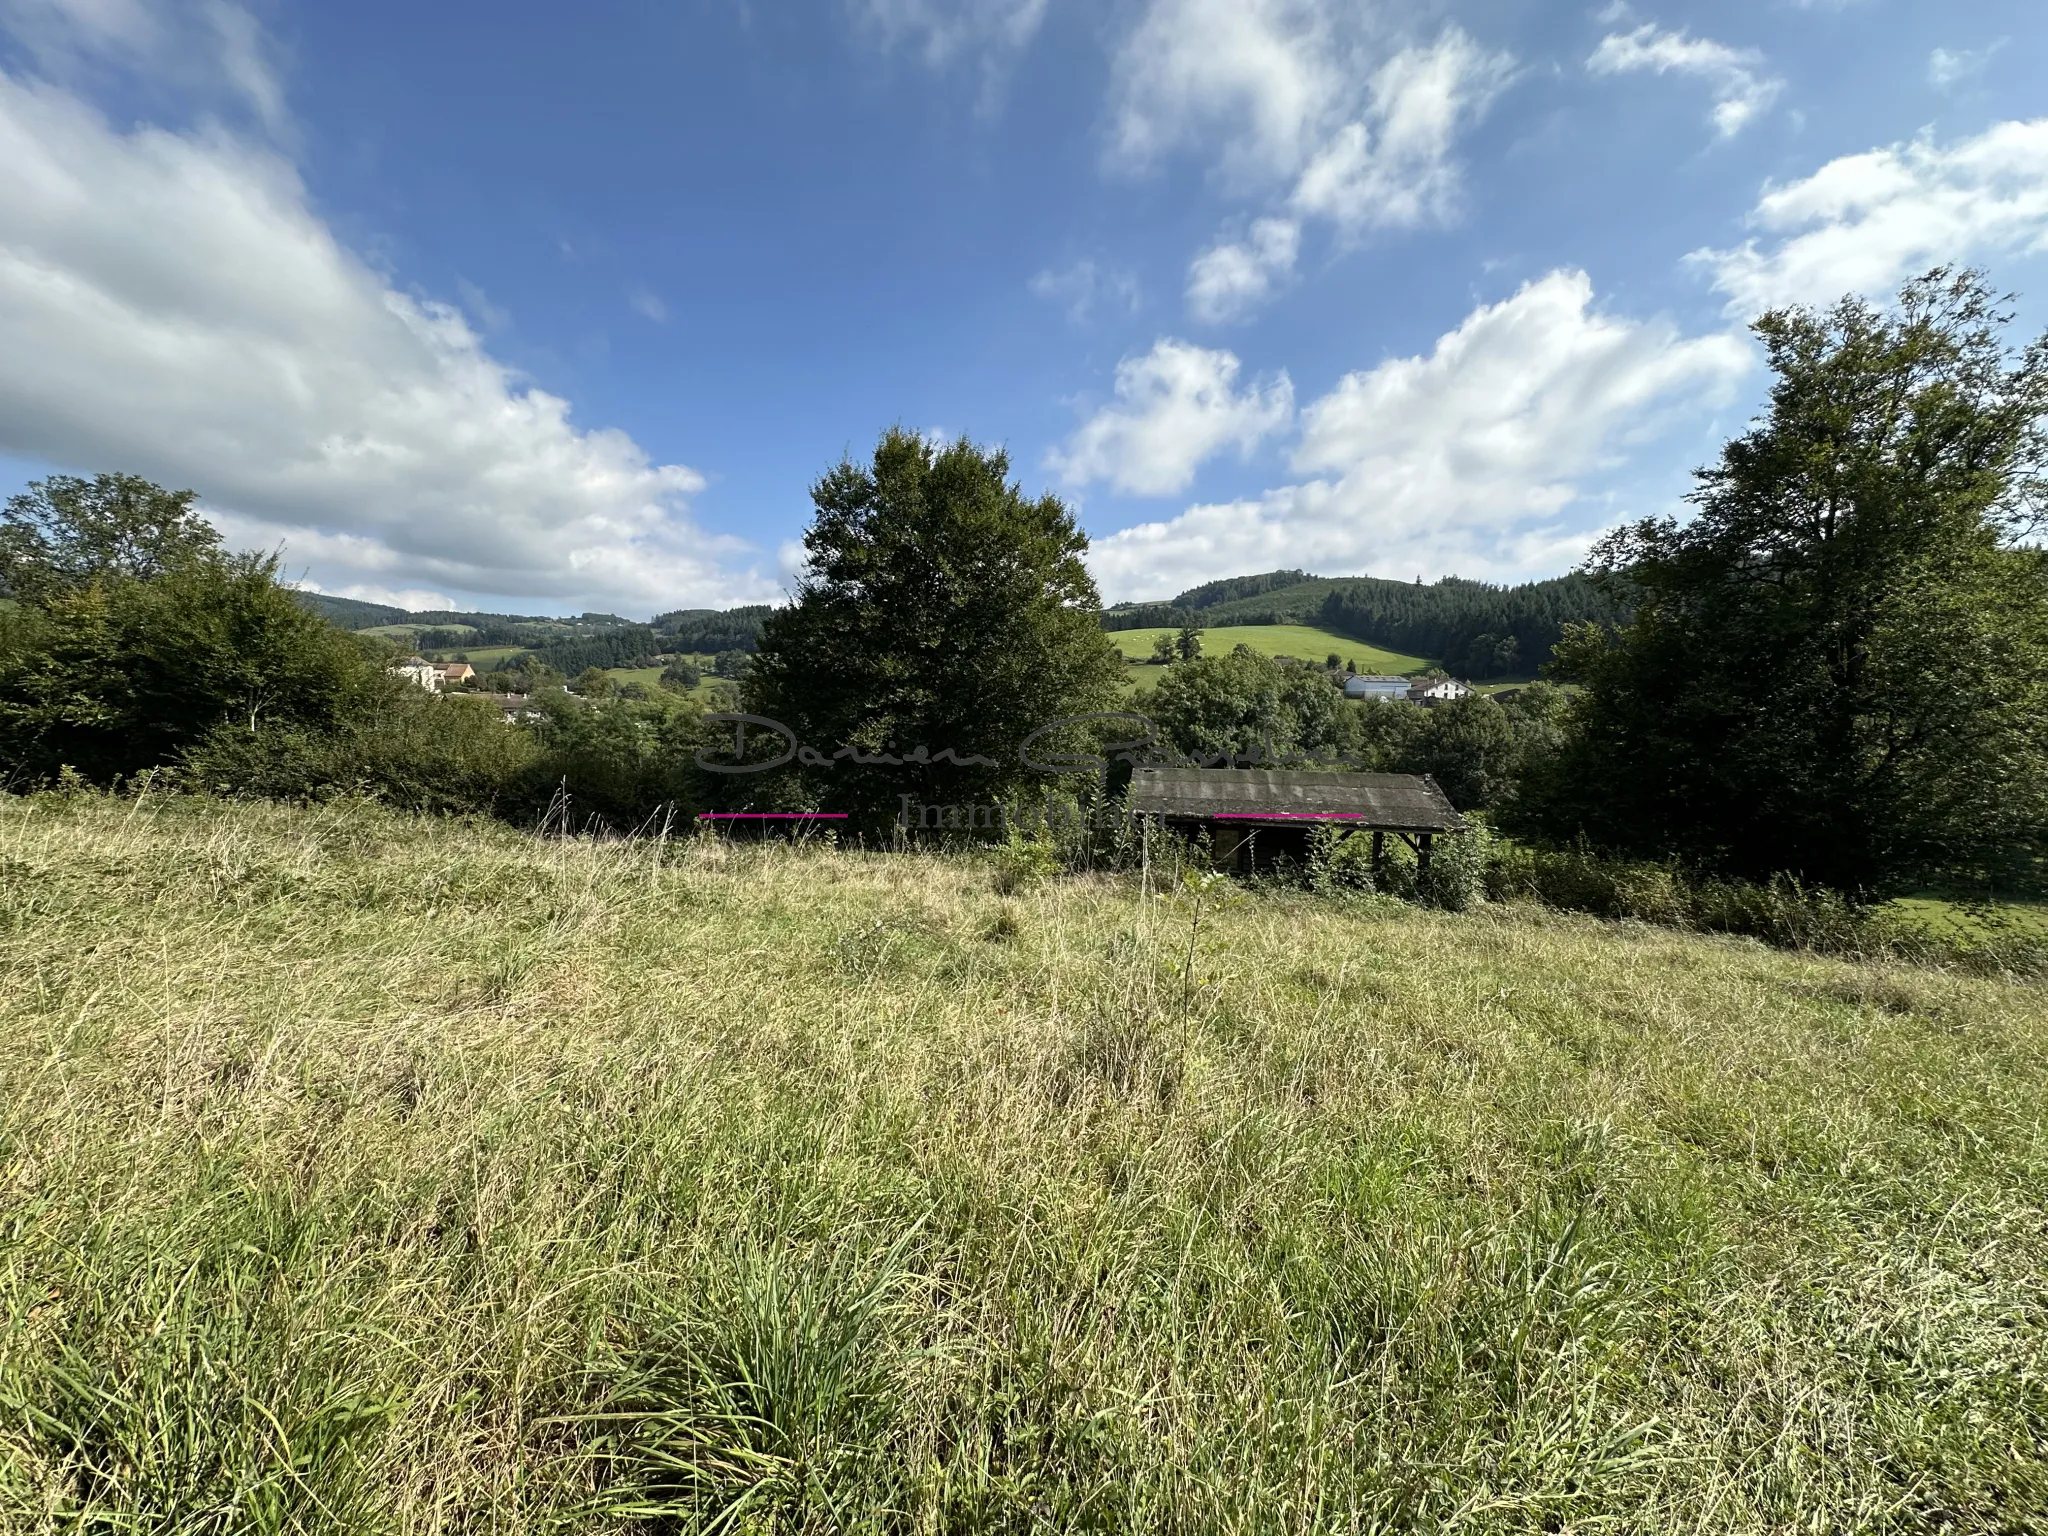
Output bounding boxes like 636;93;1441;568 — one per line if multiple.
988;828;1059;894
1480;838;2048;972
184;690;538;814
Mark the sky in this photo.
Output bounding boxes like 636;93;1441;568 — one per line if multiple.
0;0;2044;617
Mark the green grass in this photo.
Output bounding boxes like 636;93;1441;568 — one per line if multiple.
1108;624;1433;675
1888;894;2048;949
2;793;2045;1529
448;645;527;668
358;623;481;642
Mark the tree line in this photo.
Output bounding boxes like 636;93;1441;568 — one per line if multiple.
2;268;2042;900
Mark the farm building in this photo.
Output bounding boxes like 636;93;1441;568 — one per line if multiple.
1343;674;1411;700
1409;678;1475;704
1127;767;1465;876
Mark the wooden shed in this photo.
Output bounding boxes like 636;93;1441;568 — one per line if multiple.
1127;767;1465;876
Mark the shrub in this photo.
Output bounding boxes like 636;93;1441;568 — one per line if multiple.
184;689;537;815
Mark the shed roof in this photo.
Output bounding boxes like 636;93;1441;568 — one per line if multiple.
1128;768;1464;832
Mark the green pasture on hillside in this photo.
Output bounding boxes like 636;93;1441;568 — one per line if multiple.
357;622;480;642
2;793;2043;1529
1108;623;1432;674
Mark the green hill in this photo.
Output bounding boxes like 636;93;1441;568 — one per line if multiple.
1109;623;1432;674
294;592;407;629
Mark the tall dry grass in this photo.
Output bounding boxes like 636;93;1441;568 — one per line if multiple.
0;791;2043;1532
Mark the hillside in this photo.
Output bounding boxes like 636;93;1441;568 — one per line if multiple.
1109;623;1431;677
4;793;2043;1528
1102;570;1624;680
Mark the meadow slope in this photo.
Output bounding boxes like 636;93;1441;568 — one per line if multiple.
1;795;2044;1531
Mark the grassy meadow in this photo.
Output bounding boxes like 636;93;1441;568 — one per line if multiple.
2;794;2045;1531
1107;626;1432;675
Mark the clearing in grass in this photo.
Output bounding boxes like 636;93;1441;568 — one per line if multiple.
0;793;2043;1529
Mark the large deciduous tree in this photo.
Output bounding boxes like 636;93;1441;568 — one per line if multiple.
1526;270;2048;894
1148;648;1350;768
0;473;221;603
0;474;380;783
744;430;1124;826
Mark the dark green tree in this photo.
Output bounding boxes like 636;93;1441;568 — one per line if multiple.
0;473;223;604
1174;623;1204;661
0;548;379;783
573;666;618;699
1526;270;2048;893
1149;648;1351;766
660;658;702;690
1150;633;1177;664
745;429;1124;827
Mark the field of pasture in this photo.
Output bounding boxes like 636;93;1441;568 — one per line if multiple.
1109;624;1432;677
1;793;2043;1531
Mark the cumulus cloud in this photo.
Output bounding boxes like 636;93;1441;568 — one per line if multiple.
1048;339;1293;497
1087;271;1752;600
1587;24;1783;138
0;66;771;612
1692;119;2048;313
1028;258;1140;324
1110;1;1510;322
1185;217;1299;324
1289;28;1515;232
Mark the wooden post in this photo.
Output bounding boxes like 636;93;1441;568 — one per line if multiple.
1140;813;1151;901
1371;829;1385;876
1418;832;1434;875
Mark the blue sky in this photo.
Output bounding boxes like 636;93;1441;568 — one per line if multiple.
1;0;2043;615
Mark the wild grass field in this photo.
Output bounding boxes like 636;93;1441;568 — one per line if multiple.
2;794;2045;1532
1107;626;1432;675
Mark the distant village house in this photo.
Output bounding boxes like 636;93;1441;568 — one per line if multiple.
1408;678;1475;704
391;657;442;692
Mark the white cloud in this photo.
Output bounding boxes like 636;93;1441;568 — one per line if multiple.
1928;43;2001;90
1108;0;1342;183
1186;217;1299;324
1111;0;1510;209
1692;119;2048;314
1587;24;1783;139
849;0;1047;68
1087;271;1752;599
1111;3;1510;322
1028;258;1140;324
0;67;773;612
1289;28;1514;232
1049;339;1293;497
627;285;668;323
3;0;288;138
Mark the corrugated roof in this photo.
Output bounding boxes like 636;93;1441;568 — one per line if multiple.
1128;768;1464;832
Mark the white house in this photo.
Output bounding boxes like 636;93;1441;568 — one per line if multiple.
391;657;442;693
1343;674;1412;701
1408;678;1475;704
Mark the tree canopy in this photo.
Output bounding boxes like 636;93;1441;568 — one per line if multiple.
1524;269;2048;894
1148;649;1350;767
0;473;221;604
745;430;1124;825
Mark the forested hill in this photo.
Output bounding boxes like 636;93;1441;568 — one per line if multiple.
293;593;773;671
1099;570;1625;679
